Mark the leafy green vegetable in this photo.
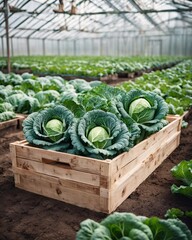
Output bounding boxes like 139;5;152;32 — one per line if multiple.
68;79;92;92
43;119;65;142
87;126;111;149
143;217;192;240
128;98;155;123
70;110;131;159
76;212;192;240
117;89;168;142
0;102;16;122
0;111;16;122
101;212;153;240
171;160;192;198
165;208;184;219
0;102;14;113
23;105;74;151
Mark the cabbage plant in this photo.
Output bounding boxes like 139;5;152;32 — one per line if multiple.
23;105;74;151
69;110;131;159
117;89;168;142
76;212;192;240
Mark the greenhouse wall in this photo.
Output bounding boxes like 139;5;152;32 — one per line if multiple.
1;32;192;57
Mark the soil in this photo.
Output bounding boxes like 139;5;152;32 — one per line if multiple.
0;114;192;240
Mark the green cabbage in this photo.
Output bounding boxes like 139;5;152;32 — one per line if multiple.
23;105;74;151
117;89;168;142
128;98;155;123
70;110;131;159
171;160;192;198
43;119;65;142
87;126;111;149
76;212;192;240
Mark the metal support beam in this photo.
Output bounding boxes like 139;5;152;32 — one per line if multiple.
27;38;30;56
57;40;60;56
103;0;140;30
128;0;165;32
4;0;11;73
74;39;76;56
42;39;46;55
1;37;5;56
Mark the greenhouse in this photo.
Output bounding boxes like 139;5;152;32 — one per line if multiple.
0;0;192;239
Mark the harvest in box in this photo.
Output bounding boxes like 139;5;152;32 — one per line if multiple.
10;115;182;213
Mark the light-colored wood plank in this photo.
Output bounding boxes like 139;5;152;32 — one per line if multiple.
16;157;100;186
109;132;180;211
16;172;101;212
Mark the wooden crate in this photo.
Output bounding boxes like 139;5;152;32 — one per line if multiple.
10;115;182;213
0;114;25;138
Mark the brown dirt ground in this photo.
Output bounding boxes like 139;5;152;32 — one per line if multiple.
0;114;192;240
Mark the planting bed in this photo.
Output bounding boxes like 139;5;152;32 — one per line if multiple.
0;114;192;239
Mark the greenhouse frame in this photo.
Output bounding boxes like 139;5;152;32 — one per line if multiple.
0;1;192;239
0;0;192;58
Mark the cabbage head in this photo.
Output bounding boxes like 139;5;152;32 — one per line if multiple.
23;105;74;151
43;119;65;142
117;89;168;142
70;110;131;159
87;126;111;149
128;98;155;123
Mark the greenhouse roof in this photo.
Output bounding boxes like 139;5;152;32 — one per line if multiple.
0;0;192;40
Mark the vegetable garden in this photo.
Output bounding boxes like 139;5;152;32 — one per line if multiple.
0;55;192;239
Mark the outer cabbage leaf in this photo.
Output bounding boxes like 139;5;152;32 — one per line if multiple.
23;105;74;151
20;78;42;93
36;77;52;91
21;72;34;80
89;80;102;88
70;110;131;159
35;90;60;106
6;73;23;86
6;92;27;110
0;102;14;113
101;212;153;240
17;96;40;113
76;212;192;240
0;111;16;122
143;217;192;240
68;79;92;92
76;219;101;240
0;85;13;99
171;160;192;185
91;226;112;240
171;184;192;198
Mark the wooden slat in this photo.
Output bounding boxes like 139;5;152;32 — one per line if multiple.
0;118;18;130
10;144;20;185
109;116;181;176
15;170;101;212
13;142;107;174
16;157;100;186
109;132;180;212
13;167;100;195
108;118;181;188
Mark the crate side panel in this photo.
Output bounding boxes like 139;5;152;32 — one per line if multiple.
110;117;181;172
14;169;102;212
14;143;104;174
16;157;100;187
109;132;180;212
109;117;181;185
